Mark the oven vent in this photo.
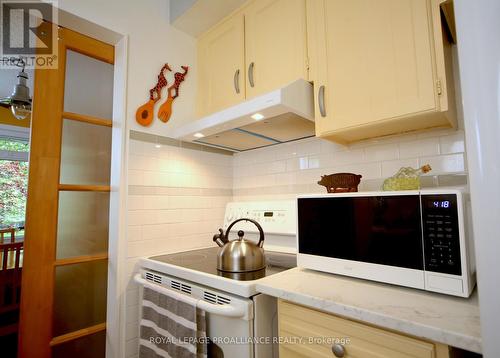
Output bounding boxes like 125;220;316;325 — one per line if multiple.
170;280;192;295
180;284;192;294
145;272;162;284
203;291;231;305
216;295;231;305
203;291;217;304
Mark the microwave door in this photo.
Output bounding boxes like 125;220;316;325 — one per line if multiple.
297;195;424;270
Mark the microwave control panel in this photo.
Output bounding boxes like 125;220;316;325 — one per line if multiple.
421;194;462;275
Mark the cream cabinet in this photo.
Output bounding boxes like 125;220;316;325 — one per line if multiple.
196;0;308;116
244;0;308;98
308;0;456;143
196;13;245;116
278;300;450;358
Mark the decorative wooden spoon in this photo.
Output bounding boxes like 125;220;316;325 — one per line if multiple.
158;66;189;123
136;64;171;126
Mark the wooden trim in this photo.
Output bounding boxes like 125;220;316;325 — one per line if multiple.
50;322;106;347
0;303;20;315
54;253;108;266
59;27;114;64
58;184;111;192
0;228;16;243
0;323;19;336
18;21;66;358
63;111;112;127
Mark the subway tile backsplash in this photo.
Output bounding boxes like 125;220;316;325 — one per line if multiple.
233;128;467;200
124;133;233;357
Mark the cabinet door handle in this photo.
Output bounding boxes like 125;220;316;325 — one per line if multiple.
248;62;255;87
318;85;326;117
234;69;240;94
331;344;345;357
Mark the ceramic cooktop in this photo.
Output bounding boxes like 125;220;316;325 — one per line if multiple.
149;247;296;281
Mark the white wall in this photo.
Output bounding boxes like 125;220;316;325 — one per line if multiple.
455;1;500;357
57;0;197;137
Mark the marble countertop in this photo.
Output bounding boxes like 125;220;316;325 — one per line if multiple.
256;267;482;354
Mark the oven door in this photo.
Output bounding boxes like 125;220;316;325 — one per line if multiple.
137;273;255;358
297;193;426;288
204;299;254;358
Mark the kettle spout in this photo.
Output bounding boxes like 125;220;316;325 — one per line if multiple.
213;228;227;247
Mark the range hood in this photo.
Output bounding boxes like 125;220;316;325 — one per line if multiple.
172;79;315;152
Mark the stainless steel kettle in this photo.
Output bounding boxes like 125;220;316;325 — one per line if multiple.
213;218;265;272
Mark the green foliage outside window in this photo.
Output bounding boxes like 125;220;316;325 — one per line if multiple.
0;139;29;228
0;138;29;152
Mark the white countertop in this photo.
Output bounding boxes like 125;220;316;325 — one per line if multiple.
256;267;482;354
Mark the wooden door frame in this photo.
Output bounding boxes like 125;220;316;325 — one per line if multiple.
17;17;129;358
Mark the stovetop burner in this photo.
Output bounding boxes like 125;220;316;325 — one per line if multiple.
149;247;296;281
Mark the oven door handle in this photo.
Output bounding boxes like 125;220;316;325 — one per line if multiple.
196;300;246;318
134;274;248;319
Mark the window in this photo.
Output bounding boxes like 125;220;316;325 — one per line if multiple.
0;138;29;230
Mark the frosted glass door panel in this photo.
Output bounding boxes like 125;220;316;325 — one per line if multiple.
53;260;108;336
64;50;114;119
52;331;105;358
56;191;109;259
60;119;111;185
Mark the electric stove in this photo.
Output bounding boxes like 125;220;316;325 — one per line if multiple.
140;200;297;297
138;200;297;358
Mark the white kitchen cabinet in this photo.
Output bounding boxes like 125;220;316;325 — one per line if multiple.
244;0;308;98
196;13;245;116
196;0;308;116
308;0;457;143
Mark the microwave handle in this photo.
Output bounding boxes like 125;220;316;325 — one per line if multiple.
134;274;248;318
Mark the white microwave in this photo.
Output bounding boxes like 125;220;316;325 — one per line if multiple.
297;188;476;297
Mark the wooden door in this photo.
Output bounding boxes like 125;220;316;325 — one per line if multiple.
18;24;114;358
244;0;308;99
313;0;437;136
197;13;245;116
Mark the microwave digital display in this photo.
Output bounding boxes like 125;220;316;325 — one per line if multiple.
429;200;451;209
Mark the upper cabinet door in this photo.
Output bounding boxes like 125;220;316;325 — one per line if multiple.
311;0;450;142
244;0;308;99
197;14;245;116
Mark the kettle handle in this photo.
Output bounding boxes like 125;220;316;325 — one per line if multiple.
225;218;265;248
213;228;227;247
